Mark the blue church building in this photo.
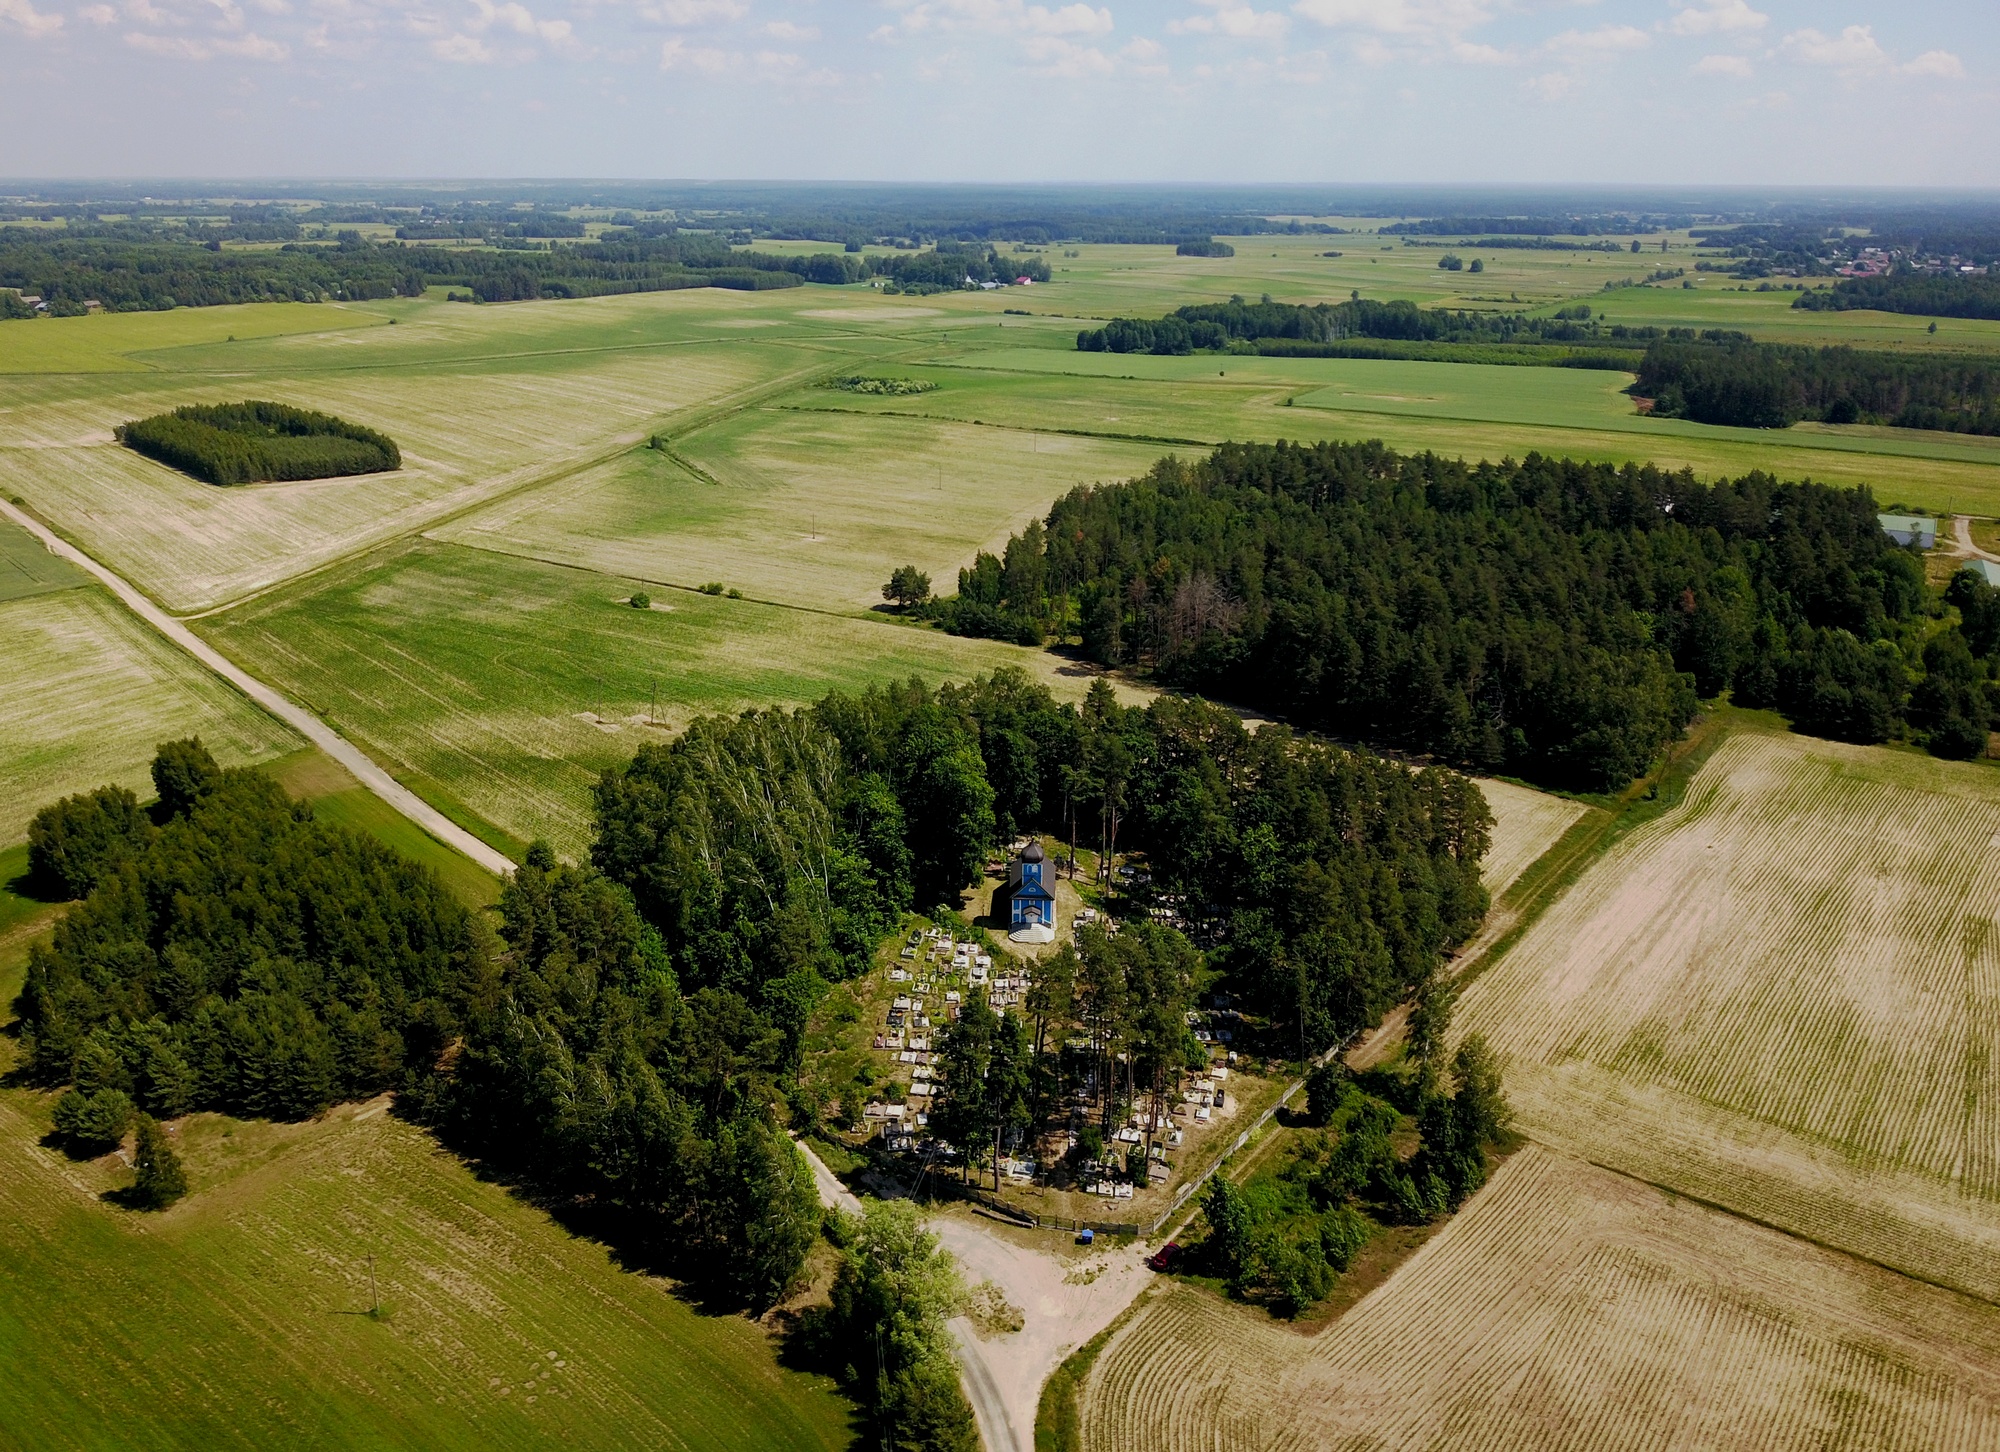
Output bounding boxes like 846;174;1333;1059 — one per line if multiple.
1001;840;1057;943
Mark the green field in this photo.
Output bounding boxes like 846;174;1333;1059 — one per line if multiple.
0;584;299;846
0;960;850;1452
11;236;2000;1451
197;539;1129;857
0;514;87;602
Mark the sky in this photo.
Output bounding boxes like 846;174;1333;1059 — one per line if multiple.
4;0;1994;185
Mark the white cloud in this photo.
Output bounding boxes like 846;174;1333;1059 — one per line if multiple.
659;31;730;65
79;2;117;19
1170;0;1287;40
1024;33;1113;73
1525;69;1576;99
1120;34;1167;72
1451;40;1514;64
1693;50;1751;77
761;18;816;39
1903;49;1964;78
1545;23;1648;59
0;0;65;34
431;28;490;56
1664;0;1764;38
1782;24;1888;73
125;25;288;55
213;28;286;53
644;0;742;23
1289;0;1492;44
1780;24;1963;80
887;0;1113;38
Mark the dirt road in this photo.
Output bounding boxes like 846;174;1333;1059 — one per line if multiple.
0;496;516;878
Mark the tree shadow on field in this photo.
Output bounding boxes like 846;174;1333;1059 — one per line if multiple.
387;1096;759;1320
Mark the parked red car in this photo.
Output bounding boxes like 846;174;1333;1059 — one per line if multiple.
1146;1241;1182;1272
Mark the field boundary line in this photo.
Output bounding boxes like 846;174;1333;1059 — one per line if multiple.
774;403;1213;449
1561;1147;2000;1314
0;497;516;879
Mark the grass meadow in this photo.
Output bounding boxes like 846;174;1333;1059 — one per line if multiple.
0;582;298;846
1080;1147;2000;1452
1455;726;2000;1303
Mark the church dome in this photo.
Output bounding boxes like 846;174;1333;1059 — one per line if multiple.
1021;840;1045;863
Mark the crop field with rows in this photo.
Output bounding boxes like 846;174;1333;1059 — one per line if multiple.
0;582;298;845
1081;1147;2000;1452
1455;728;2000;1300
1475;778;1589;898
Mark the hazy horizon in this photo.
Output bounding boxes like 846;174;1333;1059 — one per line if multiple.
5;1;1992;186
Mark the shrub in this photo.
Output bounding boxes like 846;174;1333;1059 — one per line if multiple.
52;1087;133;1152
131;1114;188;1209
117;400;400;485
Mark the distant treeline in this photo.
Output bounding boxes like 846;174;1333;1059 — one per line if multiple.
1794;272;2000;322
1637;340;2000;434
1075;297;1712;357
925;441;1950;788
1382;214;1680;236
0;231;863;313
118;401;400;485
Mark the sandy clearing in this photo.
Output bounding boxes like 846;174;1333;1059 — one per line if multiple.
932;1211;1152;1452
794;1140;1153;1452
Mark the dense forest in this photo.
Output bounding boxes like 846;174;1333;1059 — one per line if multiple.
1075;297;1706;359
1636;339;2000;434
18;741;822;1308
118;401;401;485
921;441;1965;786
1795;271;2000;322
592;671;1485;1072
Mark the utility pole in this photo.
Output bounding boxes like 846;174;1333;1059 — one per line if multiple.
368;1253;379;1317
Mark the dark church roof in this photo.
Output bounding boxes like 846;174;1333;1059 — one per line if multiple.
1021;840;1045;863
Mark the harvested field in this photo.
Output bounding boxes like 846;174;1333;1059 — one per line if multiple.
436;407;1164;613
0;586;298;844
1456;728;2000;1300
0;344;820;612
1476;777;1587;898
1081;1147;2000;1452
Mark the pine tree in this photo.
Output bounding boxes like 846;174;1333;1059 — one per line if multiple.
131;1114;188;1209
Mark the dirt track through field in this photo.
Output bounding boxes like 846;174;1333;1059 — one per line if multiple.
0;497;514;877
